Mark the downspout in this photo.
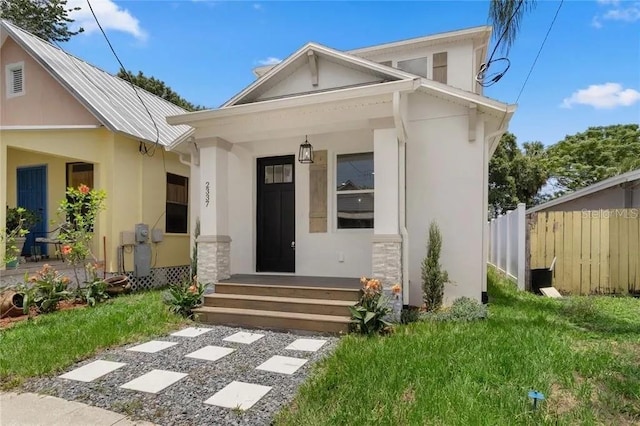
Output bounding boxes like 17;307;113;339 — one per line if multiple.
178;153;191;167
393;91;410;306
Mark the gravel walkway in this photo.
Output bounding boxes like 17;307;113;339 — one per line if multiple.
23;325;339;426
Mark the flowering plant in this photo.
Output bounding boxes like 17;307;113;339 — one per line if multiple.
164;275;207;318
2;207;34;267
349;277;392;335
22;264;71;313
57;185;106;288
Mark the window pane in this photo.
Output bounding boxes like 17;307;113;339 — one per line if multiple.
265;165;274;184
337;152;374;191
166;173;189;233
166;203;188;233
283;164;293;183
337;193;374;229
397;57;429;78
274;164;283;183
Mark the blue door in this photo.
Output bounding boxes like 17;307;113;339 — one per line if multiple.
17;166;47;257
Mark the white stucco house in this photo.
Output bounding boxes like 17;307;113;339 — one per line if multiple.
167;25;516;308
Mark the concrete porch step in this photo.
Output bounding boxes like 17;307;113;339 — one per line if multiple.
215;282;361;302
193;306;353;334
204;293;355;316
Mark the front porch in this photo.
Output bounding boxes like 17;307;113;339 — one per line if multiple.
219;274;360;289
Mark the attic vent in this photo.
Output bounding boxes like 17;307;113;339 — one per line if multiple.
5;62;25;98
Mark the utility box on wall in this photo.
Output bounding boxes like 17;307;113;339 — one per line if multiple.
134;223;151;277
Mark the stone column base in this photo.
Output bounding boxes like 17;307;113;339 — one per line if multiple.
197;235;231;285
371;235;402;290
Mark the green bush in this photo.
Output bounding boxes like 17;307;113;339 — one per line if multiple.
422;222;449;312
22;264;72;313
400;306;421;324
164;277;206;319
422;297;488;322
349;278;392;335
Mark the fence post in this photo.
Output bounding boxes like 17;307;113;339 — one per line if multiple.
496;215;502;272
517;203;526;290
506;211;512;277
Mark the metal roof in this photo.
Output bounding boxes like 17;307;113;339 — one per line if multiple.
1;19;193;146
527;168;640;213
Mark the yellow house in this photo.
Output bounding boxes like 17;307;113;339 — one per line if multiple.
0;20;194;288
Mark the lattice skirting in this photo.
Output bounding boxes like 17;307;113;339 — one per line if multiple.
122;265;190;292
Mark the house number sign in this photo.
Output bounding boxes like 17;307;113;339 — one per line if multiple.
205;181;210;207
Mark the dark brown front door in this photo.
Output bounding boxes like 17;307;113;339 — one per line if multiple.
257;155;295;272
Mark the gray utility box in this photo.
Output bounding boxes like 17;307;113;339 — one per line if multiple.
134;223;151;277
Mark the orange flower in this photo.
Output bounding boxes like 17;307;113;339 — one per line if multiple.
61;245;72;255
61;277;71;284
391;283;401;294
78;184;90;194
360;276;368;284
188;284;198;294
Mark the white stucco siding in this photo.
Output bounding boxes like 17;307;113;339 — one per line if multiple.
256;57;384;101
227;129;374;277
405;93;485;305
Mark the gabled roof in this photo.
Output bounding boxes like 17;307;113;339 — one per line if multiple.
527;168;640;213
224;42;417;107
0;19;193;146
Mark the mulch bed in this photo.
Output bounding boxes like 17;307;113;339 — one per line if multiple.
0;299;86;330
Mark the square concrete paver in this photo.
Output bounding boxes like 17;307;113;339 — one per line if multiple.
170;327;213;338
59;360;127;383
256;355;308;375
285;338;327;352
223;331;264;345
185;345;235;362
127;340;178;353
120;369;188;394
204;381;272;410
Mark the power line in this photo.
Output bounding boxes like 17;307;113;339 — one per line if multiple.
85;0;160;156
496;0;564;133
514;0;564;104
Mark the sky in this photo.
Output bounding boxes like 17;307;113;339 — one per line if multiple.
60;0;640;146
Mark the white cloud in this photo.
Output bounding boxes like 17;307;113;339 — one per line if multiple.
253;3;263;10
561;83;640;109
258;57;282;66
593;1;640;27
68;0;147;41
603;4;640;21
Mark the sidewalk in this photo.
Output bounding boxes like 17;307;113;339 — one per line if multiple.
0;392;155;426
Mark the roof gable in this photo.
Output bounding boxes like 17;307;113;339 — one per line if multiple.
0;19;193;146
225;42;415;106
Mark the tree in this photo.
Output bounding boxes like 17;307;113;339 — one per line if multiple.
117;70;206;112
546;124;640;196
489;0;537;53
1;0;83;42
489;132;548;216
422;222;449;312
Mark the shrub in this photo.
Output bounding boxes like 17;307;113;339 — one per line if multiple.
164;276;206;318
400;306;421;324
22;264;72;313
78;263;109;307
422;222;449;312
349;277;392;335
421;297;488;322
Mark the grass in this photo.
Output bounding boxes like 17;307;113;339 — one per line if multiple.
277;269;640;425
0;290;186;389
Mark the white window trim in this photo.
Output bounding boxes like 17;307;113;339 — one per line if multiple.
5;61;25;99
333;151;375;233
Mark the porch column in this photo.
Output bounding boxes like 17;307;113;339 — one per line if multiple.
0;141;6;270
372;128;402;290
196;137;231;284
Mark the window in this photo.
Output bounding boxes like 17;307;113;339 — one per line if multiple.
264;163;293;184
433;52;447;84
166;173;188;233
336;152;374;229
5;62;24;98
66;162;94;189
397;57;429;78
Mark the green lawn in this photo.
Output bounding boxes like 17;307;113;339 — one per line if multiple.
277;270;640;425
0;291;186;389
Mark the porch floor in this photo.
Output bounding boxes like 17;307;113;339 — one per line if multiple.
220;274;361;289
1;258;70;278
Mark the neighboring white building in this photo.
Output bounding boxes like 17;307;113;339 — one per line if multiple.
167;26;516;306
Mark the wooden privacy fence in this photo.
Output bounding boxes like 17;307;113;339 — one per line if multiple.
529;209;640;295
